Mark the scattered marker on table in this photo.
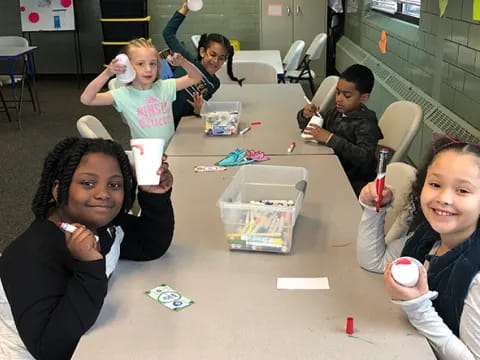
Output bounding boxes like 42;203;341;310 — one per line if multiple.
240;126;251;135
287;141;296;153
346;317;354;334
250;121;262;126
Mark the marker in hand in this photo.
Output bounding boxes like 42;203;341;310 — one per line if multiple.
303;95;322;118
375;148;390;212
58;222;99;242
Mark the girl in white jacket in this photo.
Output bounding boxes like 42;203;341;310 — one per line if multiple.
357;134;480;360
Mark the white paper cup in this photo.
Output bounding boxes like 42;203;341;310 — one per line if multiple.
115;54;136;83
187;0;203;11
391;256;423;287
301;115;324;140
130;138;164;185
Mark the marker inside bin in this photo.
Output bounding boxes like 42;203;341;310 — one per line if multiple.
218;165;308;254
201;101;241;136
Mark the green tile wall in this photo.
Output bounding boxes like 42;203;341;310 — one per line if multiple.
344;0;480;134
0;0;260;73
150;0;260;54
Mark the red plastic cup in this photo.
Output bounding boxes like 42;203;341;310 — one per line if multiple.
346;317;354;334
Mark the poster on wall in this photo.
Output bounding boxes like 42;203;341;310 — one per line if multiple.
20;0;75;32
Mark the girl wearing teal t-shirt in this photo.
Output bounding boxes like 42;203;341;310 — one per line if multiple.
81;38;202;145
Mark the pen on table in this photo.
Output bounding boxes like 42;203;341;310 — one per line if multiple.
240;126;251;135
303;95;322;118
375;148;389;212
58;222;99;242
287;141;296;153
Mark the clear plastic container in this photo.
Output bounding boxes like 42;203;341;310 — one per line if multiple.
201;101;241;136
217;165;308;253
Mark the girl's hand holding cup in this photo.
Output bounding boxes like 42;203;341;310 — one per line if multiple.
107;58;126;77
359;181;393;208
384;262;429;301
139;155;174;194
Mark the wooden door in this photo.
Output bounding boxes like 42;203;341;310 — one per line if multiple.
260;0;293;56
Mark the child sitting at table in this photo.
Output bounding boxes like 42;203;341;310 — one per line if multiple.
357;134;480;359
297;64;383;195
0;137;174;359
163;2;244;129
80;38;203;146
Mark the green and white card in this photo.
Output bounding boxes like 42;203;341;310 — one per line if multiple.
145;284;194;311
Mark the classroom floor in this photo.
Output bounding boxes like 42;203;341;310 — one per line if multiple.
0;76;314;251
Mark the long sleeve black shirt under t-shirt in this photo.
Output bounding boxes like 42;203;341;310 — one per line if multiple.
163;11;221;128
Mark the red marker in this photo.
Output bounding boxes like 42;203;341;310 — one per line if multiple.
346;317;354;334
250;121;261;126
287;141;296;153
375;148;390;212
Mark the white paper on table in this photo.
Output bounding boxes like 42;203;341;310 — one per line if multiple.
277;277;330;290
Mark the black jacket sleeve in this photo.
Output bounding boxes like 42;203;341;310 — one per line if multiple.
327;115;382;166
118;188;174;261
162;11;196;63
0;223;108;360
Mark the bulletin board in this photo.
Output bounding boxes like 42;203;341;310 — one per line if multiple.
20;0;75;32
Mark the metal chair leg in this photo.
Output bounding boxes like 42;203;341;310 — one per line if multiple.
0;87;12;122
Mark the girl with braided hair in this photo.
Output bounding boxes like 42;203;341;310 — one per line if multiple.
163;2;244;129
0;137;174;359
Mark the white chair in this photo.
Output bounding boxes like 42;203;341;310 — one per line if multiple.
311;75;339;113
0;36;39;113
216;62;278;84
378;101;423;162
77;115;113;140
107;78;128;124
279;40;305;82
191;35;201;49
384;162;417;235
285;33;327;94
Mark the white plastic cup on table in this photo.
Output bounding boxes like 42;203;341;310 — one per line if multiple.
130;138;164;186
390;256;423;287
301;115;324;140
187;0;203;11
115;54;136;83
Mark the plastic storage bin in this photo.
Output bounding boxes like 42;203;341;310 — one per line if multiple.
217;165;308;253
201;101;241;136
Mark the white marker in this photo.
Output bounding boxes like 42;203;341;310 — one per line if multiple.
58;222;99;242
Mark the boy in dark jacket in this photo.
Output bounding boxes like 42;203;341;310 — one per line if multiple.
297;64;383;195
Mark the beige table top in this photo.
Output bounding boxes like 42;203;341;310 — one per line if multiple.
74;155;434;359
234;50;284;74
167;84;334;156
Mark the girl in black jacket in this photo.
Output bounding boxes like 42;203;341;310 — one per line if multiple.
0;138;175;359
